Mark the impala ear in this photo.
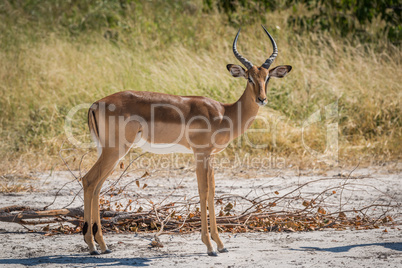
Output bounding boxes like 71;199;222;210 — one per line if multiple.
269;65;292;78
227;64;246;78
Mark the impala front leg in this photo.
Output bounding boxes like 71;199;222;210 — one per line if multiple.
207;158;228;253
195;153;216;256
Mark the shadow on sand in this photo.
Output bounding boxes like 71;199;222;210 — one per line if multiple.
0;254;152;267
0;249;207;267
294;242;402;253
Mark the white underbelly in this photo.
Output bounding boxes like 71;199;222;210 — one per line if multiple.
134;133;193;154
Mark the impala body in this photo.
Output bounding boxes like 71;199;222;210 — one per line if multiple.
82;26;292;256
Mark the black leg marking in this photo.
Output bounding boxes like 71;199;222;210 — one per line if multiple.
83;222;88;236
208;251;218;257
90;250;101;255
92;222;98;236
102;249;112;254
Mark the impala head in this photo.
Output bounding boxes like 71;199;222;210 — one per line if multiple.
227;25;292;106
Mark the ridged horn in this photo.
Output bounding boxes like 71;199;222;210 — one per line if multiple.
232;28;253;70
261;25;278;69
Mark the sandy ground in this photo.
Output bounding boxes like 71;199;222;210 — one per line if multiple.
0;167;401;267
0;228;401;267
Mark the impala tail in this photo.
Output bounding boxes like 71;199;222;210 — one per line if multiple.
88;104;102;157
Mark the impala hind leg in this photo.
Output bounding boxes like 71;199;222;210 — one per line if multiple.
83;111;141;255
82;148;126;255
82;191;96;254
92;164;116;254
92;184;111;254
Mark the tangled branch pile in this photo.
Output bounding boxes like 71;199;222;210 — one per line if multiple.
0;172;399;236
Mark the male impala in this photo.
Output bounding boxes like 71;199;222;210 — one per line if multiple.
81;25;291;256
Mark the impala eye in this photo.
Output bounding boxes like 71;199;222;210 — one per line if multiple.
248;77;253;84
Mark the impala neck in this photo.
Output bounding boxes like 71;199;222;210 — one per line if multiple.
225;83;260;139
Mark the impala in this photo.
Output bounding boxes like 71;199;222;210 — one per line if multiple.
81;25;292;256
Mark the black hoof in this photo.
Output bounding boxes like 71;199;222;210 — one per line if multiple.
90;250;101;255
207;251;218;257
218;247;228;253
102;249;112;254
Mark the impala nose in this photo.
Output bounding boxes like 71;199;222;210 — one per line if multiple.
257;97;267;106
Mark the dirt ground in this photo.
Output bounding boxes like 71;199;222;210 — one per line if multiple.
0;167;401;267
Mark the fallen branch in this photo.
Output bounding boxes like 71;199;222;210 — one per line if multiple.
3;147;398;236
0;207;83;224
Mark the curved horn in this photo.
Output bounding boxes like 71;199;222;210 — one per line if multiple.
233;28;253;70
261;25;278;69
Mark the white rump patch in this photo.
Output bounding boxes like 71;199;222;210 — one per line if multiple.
90;131;102;159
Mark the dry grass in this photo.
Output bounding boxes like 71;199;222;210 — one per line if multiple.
0;1;400;175
0;183;35;193
0;174;37;193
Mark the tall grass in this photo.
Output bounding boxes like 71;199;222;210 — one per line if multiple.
0;1;400;174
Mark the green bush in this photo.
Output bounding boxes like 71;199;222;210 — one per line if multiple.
203;0;401;44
